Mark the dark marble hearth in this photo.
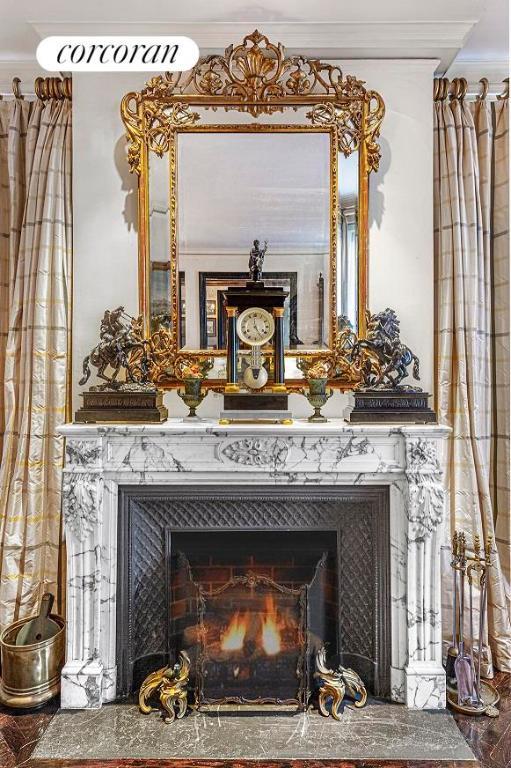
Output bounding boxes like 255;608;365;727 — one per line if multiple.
31;701;474;763
0;673;508;767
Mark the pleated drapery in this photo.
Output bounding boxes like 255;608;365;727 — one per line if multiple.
434;92;510;672
0;95;72;631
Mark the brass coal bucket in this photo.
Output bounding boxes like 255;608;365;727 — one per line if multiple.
0;614;65;707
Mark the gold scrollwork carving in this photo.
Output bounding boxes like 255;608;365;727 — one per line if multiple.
120;95;200;175
120;93;143;175
139;650;190;723
307;87;385;172
121;30;384;164
315;646;367;720
365;91;386;173
127;30;378;118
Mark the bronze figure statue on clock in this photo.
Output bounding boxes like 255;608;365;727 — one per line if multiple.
220;240;292;423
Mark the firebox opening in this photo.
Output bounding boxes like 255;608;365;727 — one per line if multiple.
119;486;391;702
168;530;338;710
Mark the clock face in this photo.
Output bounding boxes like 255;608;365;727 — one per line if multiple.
237;307;275;346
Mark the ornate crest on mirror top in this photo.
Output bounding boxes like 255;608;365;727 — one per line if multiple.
120;30;385;389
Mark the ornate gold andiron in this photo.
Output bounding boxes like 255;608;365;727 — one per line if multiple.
139;650;190;723
314;646;367;720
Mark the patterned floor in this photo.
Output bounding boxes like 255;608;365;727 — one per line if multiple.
0;673;508;767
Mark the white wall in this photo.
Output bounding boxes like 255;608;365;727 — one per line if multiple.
72;59;437;418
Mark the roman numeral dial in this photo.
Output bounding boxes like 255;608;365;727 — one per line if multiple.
236;307;275;346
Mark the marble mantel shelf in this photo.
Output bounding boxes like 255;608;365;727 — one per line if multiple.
59;418;450;712
60;417;450;437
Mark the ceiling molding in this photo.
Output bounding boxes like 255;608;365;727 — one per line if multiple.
29;20;476;69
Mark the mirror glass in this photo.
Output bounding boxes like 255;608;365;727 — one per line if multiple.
177;131;331;351
337;150;359;332
146;128;362;362
148;152;171;333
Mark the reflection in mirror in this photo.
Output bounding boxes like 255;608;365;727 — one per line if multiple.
198;273;299;349
337;150;359;333
176;131;331;351
148;153;171;333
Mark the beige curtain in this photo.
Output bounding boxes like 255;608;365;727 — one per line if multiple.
434;90;511;672
491;99;510;618
0;93;72;631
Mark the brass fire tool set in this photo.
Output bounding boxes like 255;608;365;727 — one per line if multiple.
446;531;499;717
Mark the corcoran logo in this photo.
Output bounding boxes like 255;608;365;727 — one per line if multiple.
37;36;199;72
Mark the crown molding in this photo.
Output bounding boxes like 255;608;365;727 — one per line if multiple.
444;59;509;95
29;20;476;70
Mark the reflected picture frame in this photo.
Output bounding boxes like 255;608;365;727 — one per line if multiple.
206;299;217;318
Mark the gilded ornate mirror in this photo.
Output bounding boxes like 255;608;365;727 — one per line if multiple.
121;30;384;387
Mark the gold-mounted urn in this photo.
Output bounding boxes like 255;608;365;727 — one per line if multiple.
298;359;333;422
0;614;65;708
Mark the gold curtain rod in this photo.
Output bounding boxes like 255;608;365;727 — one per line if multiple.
0;76;72;101
434;76;509;102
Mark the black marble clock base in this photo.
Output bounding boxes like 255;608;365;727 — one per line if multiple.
345;390;437;424
221;391;292;424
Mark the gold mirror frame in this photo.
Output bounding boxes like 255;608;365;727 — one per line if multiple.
121;30;384;388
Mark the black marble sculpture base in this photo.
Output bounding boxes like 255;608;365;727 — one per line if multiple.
345;390;436;424
221;391;291;423
75;389;168;423
223;392;289;410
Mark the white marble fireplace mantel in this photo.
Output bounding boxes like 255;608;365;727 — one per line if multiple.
59;419;450;711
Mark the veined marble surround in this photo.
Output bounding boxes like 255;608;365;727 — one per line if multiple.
59;419;450;711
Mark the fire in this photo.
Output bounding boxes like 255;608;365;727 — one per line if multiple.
221;611;248;651
220;595;284;656
261;595;281;656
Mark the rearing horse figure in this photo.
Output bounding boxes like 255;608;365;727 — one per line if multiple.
79;307;147;387
352;308;420;388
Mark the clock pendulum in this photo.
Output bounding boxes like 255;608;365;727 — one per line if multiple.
236;307;274;390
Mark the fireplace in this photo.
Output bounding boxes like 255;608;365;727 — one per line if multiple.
60;422;449;710
116;485;391;705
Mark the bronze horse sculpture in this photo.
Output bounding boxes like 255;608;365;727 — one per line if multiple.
79;307;148;387
352;308;420;389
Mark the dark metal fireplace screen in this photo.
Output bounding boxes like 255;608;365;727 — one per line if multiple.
196;572;307;708
116;485;390;702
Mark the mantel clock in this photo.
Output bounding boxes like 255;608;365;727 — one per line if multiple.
220;242;292;423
